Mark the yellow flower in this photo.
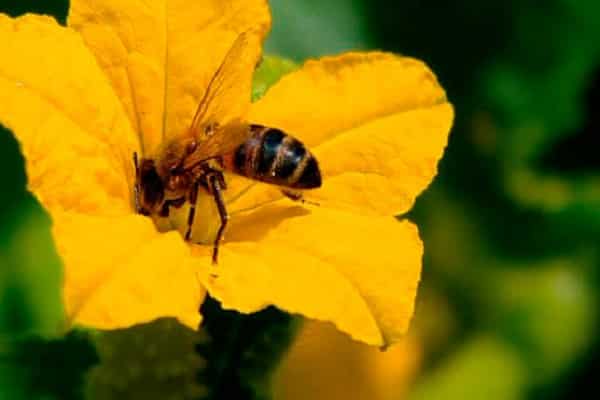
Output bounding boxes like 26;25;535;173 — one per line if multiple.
273;320;422;400
0;0;453;347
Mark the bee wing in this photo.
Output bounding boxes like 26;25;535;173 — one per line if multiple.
187;30;262;145
182;121;250;168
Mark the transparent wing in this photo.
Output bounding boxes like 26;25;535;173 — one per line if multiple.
183;121;250;168
188;30;262;143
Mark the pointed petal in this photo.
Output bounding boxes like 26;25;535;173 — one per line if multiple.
0;14;137;215
312;103;453;215
68;0;271;156
194;203;423;347
55;211;204;330
0;14;203;329
250;52;453;215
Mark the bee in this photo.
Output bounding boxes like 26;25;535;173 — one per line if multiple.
134;32;322;263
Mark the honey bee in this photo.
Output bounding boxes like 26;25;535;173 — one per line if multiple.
134;32;322;263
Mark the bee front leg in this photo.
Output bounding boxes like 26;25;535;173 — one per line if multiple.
208;171;229;264
160;197;185;218
160;202;171;218
185;182;200;241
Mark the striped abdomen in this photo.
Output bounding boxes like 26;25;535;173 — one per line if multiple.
225;125;322;189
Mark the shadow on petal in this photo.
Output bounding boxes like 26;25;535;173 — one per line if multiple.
226;203;310;243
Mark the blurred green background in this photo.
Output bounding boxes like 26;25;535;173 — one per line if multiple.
1;0;599;399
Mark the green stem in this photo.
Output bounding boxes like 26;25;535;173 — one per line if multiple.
197;297;300;400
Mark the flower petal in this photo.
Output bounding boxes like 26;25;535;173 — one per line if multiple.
55;211;204;330
193;202;423;347
0;14;203;330
312;104;453;215
250;52;453;215
68;0;271;156
0;14;137;215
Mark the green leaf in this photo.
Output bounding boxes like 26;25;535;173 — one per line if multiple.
485;262;598;385
252;56;298;102
0;127;65;338
264;0;373;61
86;319;207;400
0;331;98;400
408;336;526;400
479;0;600;216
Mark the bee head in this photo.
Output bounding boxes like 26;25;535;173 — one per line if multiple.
156;139;197;197
136;158;165;215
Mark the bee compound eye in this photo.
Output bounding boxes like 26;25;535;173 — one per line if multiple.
186;140;197;154
168;162;181;175
204;122;219;136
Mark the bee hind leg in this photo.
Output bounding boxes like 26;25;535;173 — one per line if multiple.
208;171;229;264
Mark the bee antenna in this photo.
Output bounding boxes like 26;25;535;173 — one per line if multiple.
133;152;141;213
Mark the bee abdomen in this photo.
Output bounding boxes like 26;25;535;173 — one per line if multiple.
230;125;321;189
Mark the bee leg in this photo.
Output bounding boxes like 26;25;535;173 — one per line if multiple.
185;182;200;241
159;202;171;218
161;197;186;218
208;171;229;264
281;189;320;206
